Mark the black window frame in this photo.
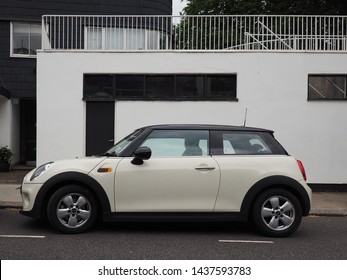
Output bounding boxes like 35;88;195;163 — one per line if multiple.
308;74;347;101
83;74;238;101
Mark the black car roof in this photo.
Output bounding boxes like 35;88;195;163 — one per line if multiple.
141;124;274;133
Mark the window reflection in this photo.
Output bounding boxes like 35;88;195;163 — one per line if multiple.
12;22;41;56
84;74;237;100
86;27;159;50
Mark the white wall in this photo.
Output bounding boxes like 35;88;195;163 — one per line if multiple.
0;97;20;164
37;51;347;184
0;97;11;151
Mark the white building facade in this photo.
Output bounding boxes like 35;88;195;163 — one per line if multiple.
37;15;347;186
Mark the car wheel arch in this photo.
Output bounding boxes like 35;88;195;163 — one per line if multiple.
34;172;111;220
240;175;311;218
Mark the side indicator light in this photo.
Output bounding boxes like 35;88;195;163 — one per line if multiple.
97;167;113;173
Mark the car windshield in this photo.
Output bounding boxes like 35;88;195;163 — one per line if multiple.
104;129;142;156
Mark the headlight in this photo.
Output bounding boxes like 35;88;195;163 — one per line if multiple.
30;162;54;181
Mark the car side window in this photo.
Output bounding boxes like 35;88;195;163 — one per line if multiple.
211;131;273;155
140;130;209;157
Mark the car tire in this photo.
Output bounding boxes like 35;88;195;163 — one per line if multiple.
252;188;302;237
47;185;98;234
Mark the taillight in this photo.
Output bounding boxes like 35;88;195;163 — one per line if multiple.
296;160;307;181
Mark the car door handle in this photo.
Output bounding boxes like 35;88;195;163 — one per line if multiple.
195;166;216;171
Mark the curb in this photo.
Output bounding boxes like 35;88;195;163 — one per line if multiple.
309;183;347;192
0;202;22;209
309;209;347;217
1;202;346;217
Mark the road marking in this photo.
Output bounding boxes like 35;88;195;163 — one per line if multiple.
219;239;274;244
0;235;45;239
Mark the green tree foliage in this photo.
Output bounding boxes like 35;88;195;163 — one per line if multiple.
183;0;264;15
174;1;347;51
183;0;347;15
265;0;347;15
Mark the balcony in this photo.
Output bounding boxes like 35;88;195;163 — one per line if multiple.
42;15;347;52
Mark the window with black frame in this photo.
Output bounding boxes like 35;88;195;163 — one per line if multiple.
207;75;237;97
115;75;144;97
145;75;174;98
83;74;237;100
176;76;204;97
84;75;113;99
308;75;347;100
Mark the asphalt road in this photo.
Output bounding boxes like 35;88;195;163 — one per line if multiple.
0;208;346;260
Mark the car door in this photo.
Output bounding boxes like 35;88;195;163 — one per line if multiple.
115;129;220;212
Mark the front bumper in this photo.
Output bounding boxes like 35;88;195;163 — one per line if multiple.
20;182;44;214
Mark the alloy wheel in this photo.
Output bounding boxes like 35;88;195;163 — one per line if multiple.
56;193;92;229
261;195;295;231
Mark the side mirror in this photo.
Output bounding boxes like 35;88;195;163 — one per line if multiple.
131;146;152;165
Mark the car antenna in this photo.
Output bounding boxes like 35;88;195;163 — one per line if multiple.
243;108;248;127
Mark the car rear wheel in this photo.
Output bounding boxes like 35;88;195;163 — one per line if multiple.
252;188;302;237
47;185;98;234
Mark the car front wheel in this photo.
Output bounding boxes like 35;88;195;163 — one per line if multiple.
47;185;98;234
252;188;302;237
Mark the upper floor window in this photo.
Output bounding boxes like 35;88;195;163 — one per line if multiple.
308;75;347;100
11;22;41;58
85;27;165;50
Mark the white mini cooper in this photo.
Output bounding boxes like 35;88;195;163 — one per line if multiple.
20;124;311;237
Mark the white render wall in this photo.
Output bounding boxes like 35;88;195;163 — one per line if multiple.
0;97;20;164
0;97;11;147
37;51;347;184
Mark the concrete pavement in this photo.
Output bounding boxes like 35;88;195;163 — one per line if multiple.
0;169;347;216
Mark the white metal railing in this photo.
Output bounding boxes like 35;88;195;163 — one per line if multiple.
42;15;347;51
